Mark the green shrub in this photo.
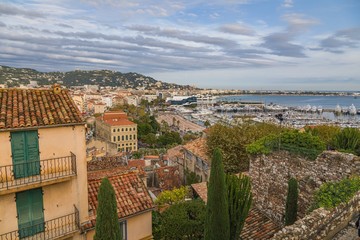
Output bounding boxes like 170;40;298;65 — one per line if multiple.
332;127;360;155
160;200;206;240
155;186;188;206
311;176;360;210
247;130;326;160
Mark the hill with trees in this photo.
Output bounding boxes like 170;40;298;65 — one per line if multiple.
0;65;194;90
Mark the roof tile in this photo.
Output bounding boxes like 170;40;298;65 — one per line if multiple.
0;87;84;130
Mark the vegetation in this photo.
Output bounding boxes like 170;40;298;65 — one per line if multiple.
0;65;192;89
284;178;298;226
304;125;341;149
94;178;121;240
155;186;188;206
185;169;201;185
310;176;360;210
206;122;283;173
332;127;360;155
158;200;206;240
204;148;230;240
247;129;326;160
226;174;252;240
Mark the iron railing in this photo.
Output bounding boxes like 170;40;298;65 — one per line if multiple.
0;205;80;240
0;152;77;190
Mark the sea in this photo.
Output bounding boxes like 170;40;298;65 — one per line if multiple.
217;95;360;121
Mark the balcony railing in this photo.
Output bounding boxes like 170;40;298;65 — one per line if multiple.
0;153;77;190
0;205;80;240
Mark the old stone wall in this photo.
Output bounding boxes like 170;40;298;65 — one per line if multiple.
271;191;360;240
249;150;360;224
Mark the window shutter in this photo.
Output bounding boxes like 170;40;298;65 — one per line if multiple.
25;131;40;176
11;132;26;178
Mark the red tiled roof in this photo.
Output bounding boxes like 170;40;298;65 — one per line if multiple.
191;182;208;203
183;137;209;163
103;118;136;126
241;207;281;240
0;88;84;130
86;171;154;229
102;111;128;120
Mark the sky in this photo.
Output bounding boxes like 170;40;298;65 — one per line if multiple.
0;0;359;90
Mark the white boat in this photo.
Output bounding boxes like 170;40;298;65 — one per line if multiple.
349;104;357;115
335;104;342;114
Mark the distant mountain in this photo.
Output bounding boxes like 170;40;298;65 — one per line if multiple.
0;65;193;90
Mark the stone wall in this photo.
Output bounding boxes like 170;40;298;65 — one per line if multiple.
271;191;360;240
249;150;360;224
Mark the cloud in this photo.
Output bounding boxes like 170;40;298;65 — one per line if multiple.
259;14;318;57
127;25;239;48
218;23;255;36
261;32;306;57
318;27;360;53
282;0;293;8
0;3;45;18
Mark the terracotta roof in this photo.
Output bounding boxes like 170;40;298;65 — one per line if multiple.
86;171;154;229
102;111;128;120
183;137;209;163
191;182;208;203
241;207;281;239
103;118;136;126
0;87;84;130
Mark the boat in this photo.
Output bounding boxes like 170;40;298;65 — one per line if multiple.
349;104;357;115
335;104;342;115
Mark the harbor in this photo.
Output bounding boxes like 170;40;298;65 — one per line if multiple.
165;94;360;130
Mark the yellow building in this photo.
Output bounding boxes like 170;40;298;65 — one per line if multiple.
0;86;89;239
95;111;138;152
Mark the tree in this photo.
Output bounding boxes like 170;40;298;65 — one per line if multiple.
285;177;298;226
94;178;121;240
206;122;283;173
204;148;230;240
204;120;211;128
185;169;201;185
160;200;206;240
155;186;187;206
226;174;252;240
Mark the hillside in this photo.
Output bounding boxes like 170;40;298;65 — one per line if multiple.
0;65;193;90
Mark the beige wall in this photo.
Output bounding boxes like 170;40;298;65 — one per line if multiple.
85;211;153;240
0;125;89;236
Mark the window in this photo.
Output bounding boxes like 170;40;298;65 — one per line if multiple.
117;128;120;132
16;188;44;238
133;128;135;131
113;136;116;142
134;134;136;139
129;135;132;140
122;136;124;141
126;135;128;140
119;221;127;240
126;128;128;131
118;136;120;141
122;128;124;132
113;129;116;132
11;131;40;178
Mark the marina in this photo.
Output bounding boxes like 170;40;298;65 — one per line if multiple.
167;94;360;130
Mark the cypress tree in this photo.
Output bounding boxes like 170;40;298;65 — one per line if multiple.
285;177;298;226
204;148;230;240
226;174;252;240
94;177;122;240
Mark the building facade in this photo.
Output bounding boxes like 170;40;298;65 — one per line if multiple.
85;170;154;240
0;86;89;239
95;111;138;152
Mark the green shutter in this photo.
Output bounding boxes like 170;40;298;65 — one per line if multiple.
11;131;40;178
16;188;44;238
25;131;40;176
11;132;27;178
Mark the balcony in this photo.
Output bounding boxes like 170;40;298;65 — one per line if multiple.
0;206;80;240
0;153;77;194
